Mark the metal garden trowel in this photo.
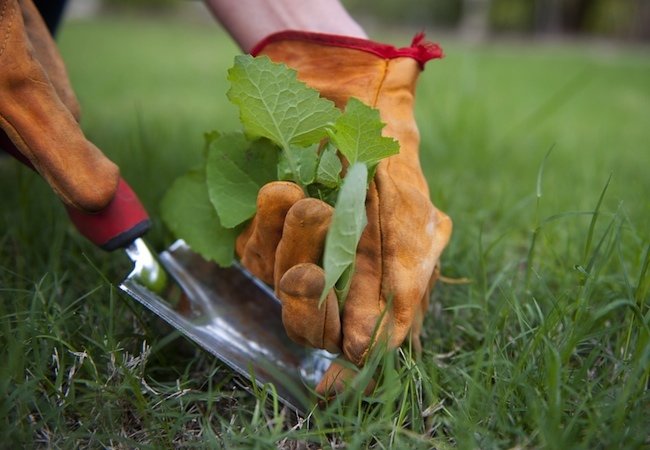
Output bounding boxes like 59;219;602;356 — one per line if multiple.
120;238;333;413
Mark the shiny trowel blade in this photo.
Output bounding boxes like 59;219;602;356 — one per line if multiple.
119;239;334;413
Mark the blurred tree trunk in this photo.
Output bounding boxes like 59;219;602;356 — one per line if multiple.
460;0;492;41
563;0;596;33
634;0;650;40
534;0;563;34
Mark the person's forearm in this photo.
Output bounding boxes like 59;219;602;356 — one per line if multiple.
203;0;367;52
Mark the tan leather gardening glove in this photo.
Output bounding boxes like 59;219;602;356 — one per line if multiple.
0;0;119;212
236;31;452;398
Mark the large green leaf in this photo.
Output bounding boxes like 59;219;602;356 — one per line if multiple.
160;171;238;266
316;143;343;189
227;55;340;149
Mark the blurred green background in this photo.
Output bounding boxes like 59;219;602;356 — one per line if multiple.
344;0;650;40
100;0;650;41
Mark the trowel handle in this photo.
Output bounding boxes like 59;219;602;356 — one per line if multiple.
1;132;150;251
65;178;151;251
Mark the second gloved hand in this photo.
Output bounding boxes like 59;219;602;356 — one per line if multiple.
235;32;452;397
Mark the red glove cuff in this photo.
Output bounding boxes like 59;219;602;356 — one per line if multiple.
250;31;443;70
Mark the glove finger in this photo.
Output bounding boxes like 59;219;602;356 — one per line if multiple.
236;181;304;285
277;263;341;354
314;359;376;402
274;197;334;287
0;0;119;212
342;187;453;366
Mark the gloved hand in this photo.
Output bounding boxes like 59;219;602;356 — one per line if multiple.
235;31;453;397
0;0;119;212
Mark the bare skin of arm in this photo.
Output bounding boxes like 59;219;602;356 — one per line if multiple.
203;0;367;52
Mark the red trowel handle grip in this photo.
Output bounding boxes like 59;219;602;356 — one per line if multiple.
2;132;151;251
65;178;151;251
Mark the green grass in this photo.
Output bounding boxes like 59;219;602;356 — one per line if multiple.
1;14;649;448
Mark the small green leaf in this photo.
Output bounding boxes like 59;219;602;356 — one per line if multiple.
227;55;340;149
320;162;369;305
328;98;399;166
316;142;343;189
285;144;319;185
276;152;293;181
161;171;239;266
206;132;279;228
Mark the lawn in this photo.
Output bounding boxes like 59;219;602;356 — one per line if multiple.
1;13;648;449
